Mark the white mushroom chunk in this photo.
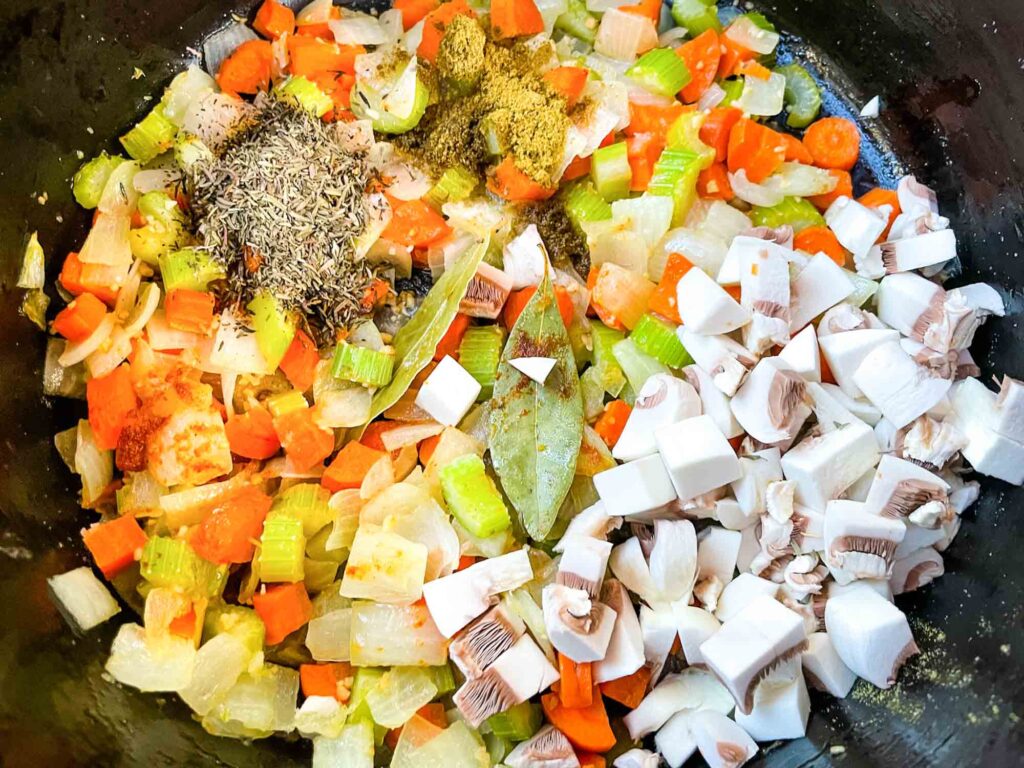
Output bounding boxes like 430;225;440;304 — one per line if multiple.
729;448;784;523
554;501;622;551
453;634;559;726
593;455;678;519
682;364;744;438
502;223;550;290
900;337;959;380
820;383;882;426
690;709;759;768
700;594;807;714
825;196;889;269
714;573;779;623
461;261;514;319
816;302;885;337
718;233;792;286
609;536;658;602
423;548;533;637
827;578;893;603
777;325;821;382
624;668;735;739
508;356;557;384
504;725;580;768
951;375;1024;442
716;496;757;531
824;587;918;689
861;454;950;523
679;329;759;396
823;499;905;584
875;272;978;354
730;359;811;445
640;604;678;682
655;711;699;768
613;374;702;462
697;527;743;588
556;536;613;597
449;603;526;679
852;340;952;429
736;525;760;573
415;355;482;427
788;252;855;332
648;519;699;604
734;673;810;742
791;504;825;554
781;553;828;601
949;378;1024;485
656;415;742;500
876;228;957;274
613;749;661;768
818;328;900;399
739;240;792;353
890;547;944;595
896;174;938;215
801;631;857;698
673;604;721;666
542;583;617;662
594;580;646;684
676;266;752;335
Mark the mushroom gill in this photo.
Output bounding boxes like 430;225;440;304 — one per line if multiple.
878;479;948;521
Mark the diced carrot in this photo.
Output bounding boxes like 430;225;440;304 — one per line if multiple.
736;60;771;80
225;405;281;460
593;400;632;448
87;364;139;451
188;486;273;564
278;330;320;393
718;35;756;78
418;433;441;465
381;198;451;248
577;754;606;768
543;66;589;110
435;313;471;362
253;0;295;39
697;162;734;201
311;72;353;120
164;289;216;334
301;663;340;698
418;0;475;62
52;292;107;342
558;653;594;709
591;262;656;331
503;285;574;329
384;702;447;751
541;691;616;753
620;0;660;22
599;665;652;709
322;440;387;492
487;156;556;202
802;116;861;171
360;278;392;313
217;40;273;96
60;252;120;305
360;420;396;452
793;225;846;266
294;5;341;39
781;132;814;164
677;29;721;103
562;155;591;181
490;0;545;38
168;608;197;639
82;514;148;578
727;117;788;183
456;554;477;571
274;407;335;472
394;0;440;29
626;101;685;137
626;133;664;192
724;283;742;302
699;106;742;164
808;168;853;211
253;582;313;645
858;187;901;240
288;36;363;78
647;252;693;324
728;433;745;452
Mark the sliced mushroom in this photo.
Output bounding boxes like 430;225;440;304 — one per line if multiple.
554;501;622;552
679;329;758;396
730;359;811;446
715;496;757;532
823;499;906;584
824;587;918;689
542;583;617;662
900;337;959;380
682;364;745;438
852;339;953;429
556;536;613;598
694;575;725;612
625;667;735;739
593;454;678;519
676;265;752;335
714;573;780;623
729;448;784;522
801;631;857;698
691;709;759;768
453;634;559;726
875;272;977;354
816;302;885;337
449;603;526;680
818;328;901;399
948;282;1005;350
887;209;950;243
739;240;792;353
612;749;660;768
781;553;828;601
876;228;957;274
655;711;699;768
789;252;855;332
505;725;580;768
734;673;810;742
890;547;944;595
673;604;721;667
791;504;825;554
862;454;950;525
460;261;514;319
749;506;796;582
613;374;702;462
593;579;645;684
776;324;821;382
736;525;760;573
896;174;939;216
641;604;678;683
824;196;889;270
697;526;743;589
700;594;808;714
656;415;743;501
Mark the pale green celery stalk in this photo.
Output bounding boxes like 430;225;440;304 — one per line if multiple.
590;141;632;202
272;483;333;537
439;454;511;538
590;322;627;397
73;153;126;209
630;313;692;368
626;48;691;98
612;337;671;393
563;180;612;232
555;0;598;43
120;103;177;163
248;291;297;371
458;326;505;400
140;537;226;597
259;513;306;583
278;76;334;117
159;247;225;292
332;341;395;388
646;148;702;226
425;166;477;209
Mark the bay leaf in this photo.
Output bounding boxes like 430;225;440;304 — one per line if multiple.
489;273;583;541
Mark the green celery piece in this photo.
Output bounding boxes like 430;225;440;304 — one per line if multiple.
72;153;126;209
486;700;542;741
591;322;627;397
174;133;214;171
259;513;306;583
348;667;385;725
265;389;308;417
133;191;189;265
647;148;702;226
365;239;487;425
671;0;722;35
719;77;745;107
120;103;177;163
555;0;599;44
750;196;825;233
159;247;225;292
306;524;348;564
248;291;297;371
332;341;395;388
485;733;511;764
737;11;777;32
843;268;880;307
304;559;340;593
425;166;478;209
775;63;822;128
425;663;456;695
489;274;584;541
351;77;429;135
666;112;715;169
203;604;266;654
580;365;607;422
458;325;505;400
612;337;670;393
590;141;632;202
273;483;333;537
563;180;612;231
278;76;334;117
627;48;691;98
439;454;512;538
630;313;693;368
17;232;44;290
141;537;226;597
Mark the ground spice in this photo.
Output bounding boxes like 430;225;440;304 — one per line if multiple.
517;199;590;278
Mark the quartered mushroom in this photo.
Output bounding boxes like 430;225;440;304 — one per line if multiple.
678;329;759;396
593;454;678;519
899;337;959;380
871;228;957;275
655;711;699;768
640;604;678;683
694;575;725;612
739;239;792;353
656;415;743;501
613;374;702;461
730;359;811;446
890;547;944;595
781;553;828;600
824;196;890;272
460;261;514;319
818;328;900;399
791;503;825;554
896;174;939;216
700;594;808;714
682;364;745;438
777;324;821;382
542;583;617;662
949;378;1024;485
556;536;613;597
820;383;882;426
453;634;559;726
947;283;1006;350
824;587;918;689
788;252;854;332
875;272;975;354
674;604;722;667
697;527;743;588
852;339;953;429
504;725;580;768
624;667;734;739
690;709;760;768
729;448;784;525
554;501;622;551
823;499;906;584
715;573;780;622
826;577;893;603
612;749;660;768
609;520;698;608
449;603;526;679
734;673;810;742
502;223;550;290
676;265;752;335
861;454;950;525
593;579;646;684
509;356;556;384
718;232;794;286
801;631;857;698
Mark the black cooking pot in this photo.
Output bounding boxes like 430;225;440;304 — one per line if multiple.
0;0;1021;765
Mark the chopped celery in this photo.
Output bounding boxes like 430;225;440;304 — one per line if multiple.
555;0;599;44
591;322;627;397
266;390;308;418
203;604;266;655
306;525;348;564
332;341;395;388
647;148;702;226
458;326;505;400
278;76;334;118
738;11;777;32
425;166;478;209
305;559;341;593
272;483;333;537
174;133;214;171
351;76;429;135
425;663;456;695
438;454;511;538
563;180;612;231
843;268;880;308
259;513;306;583
671;0;722;35
776;63;822;128
719;77;745;107
17;232;45;290
666;112;715;169
485;733;511;764
365;667;438;728
131;192;188;265
120;104;177;163
612;337;671;393
486;700;542;741
159;247;225;292
750;196;825;233
590;141;632;202
72;153;125;209
631;313;693;368
248;292;297;371
348;666;385;724
627;48;691;98
580;365;607;422
140;537;226;597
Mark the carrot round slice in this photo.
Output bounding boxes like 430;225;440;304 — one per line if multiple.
802;116;861;170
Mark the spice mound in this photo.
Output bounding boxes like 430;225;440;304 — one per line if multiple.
186;98;374;343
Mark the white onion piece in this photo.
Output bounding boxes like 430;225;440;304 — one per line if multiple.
133;168;181;194
350;320;386;351
222;371;238;419
729;168;786;207
378;9;404;41
775;162;839;197
589;0;640;12
98;160;140;216
114;260;144;318
654;228;729;279
594;9;657;61
183;92;256;149
205;310;272;375
385;162;433;201
75;420;114;507
48;567;121;633
297;0;333;24
330;15;390;46
402;18;425;55
162;66;216;126
535;0;568;33
735;71;786;117
380;422;445;452
367;239;413;279
146;309;204;351
697;82;727;111
123;283;162;338
354;192;393;258
724;16;780;54
86;327;133;378
79;212;132;266
658;27;690;47
271;33;289;78
59;315;116;367
203;22;259;77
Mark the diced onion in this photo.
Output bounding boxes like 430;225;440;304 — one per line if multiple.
402;19;425;55
44;338;87;399
366;239;413;279
59;315;116;367
204;310;273;375
724;16;780;55
654;228;729;280
297;0;332;24
729;168;786;207
86;327;133;378
378;9;404;41
354;193;393;258
384;161;433;201
48;566;121;633
306;609;353;662
658;26;690;47
774;161;839;197
180;633;250;717
162;66;216;126
79;212;133;266
380;422;445;452
133;168;181;194
98;160;140;216
203;22;259;77
106;624;197;693
735;72;786;117
74;420;113;506
114;259;144;317
183;92;256;149
588;0;640;12
697;82;727;111
535;0;568;33
594;9;658;62
330;15;390;46
123;282;162;337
